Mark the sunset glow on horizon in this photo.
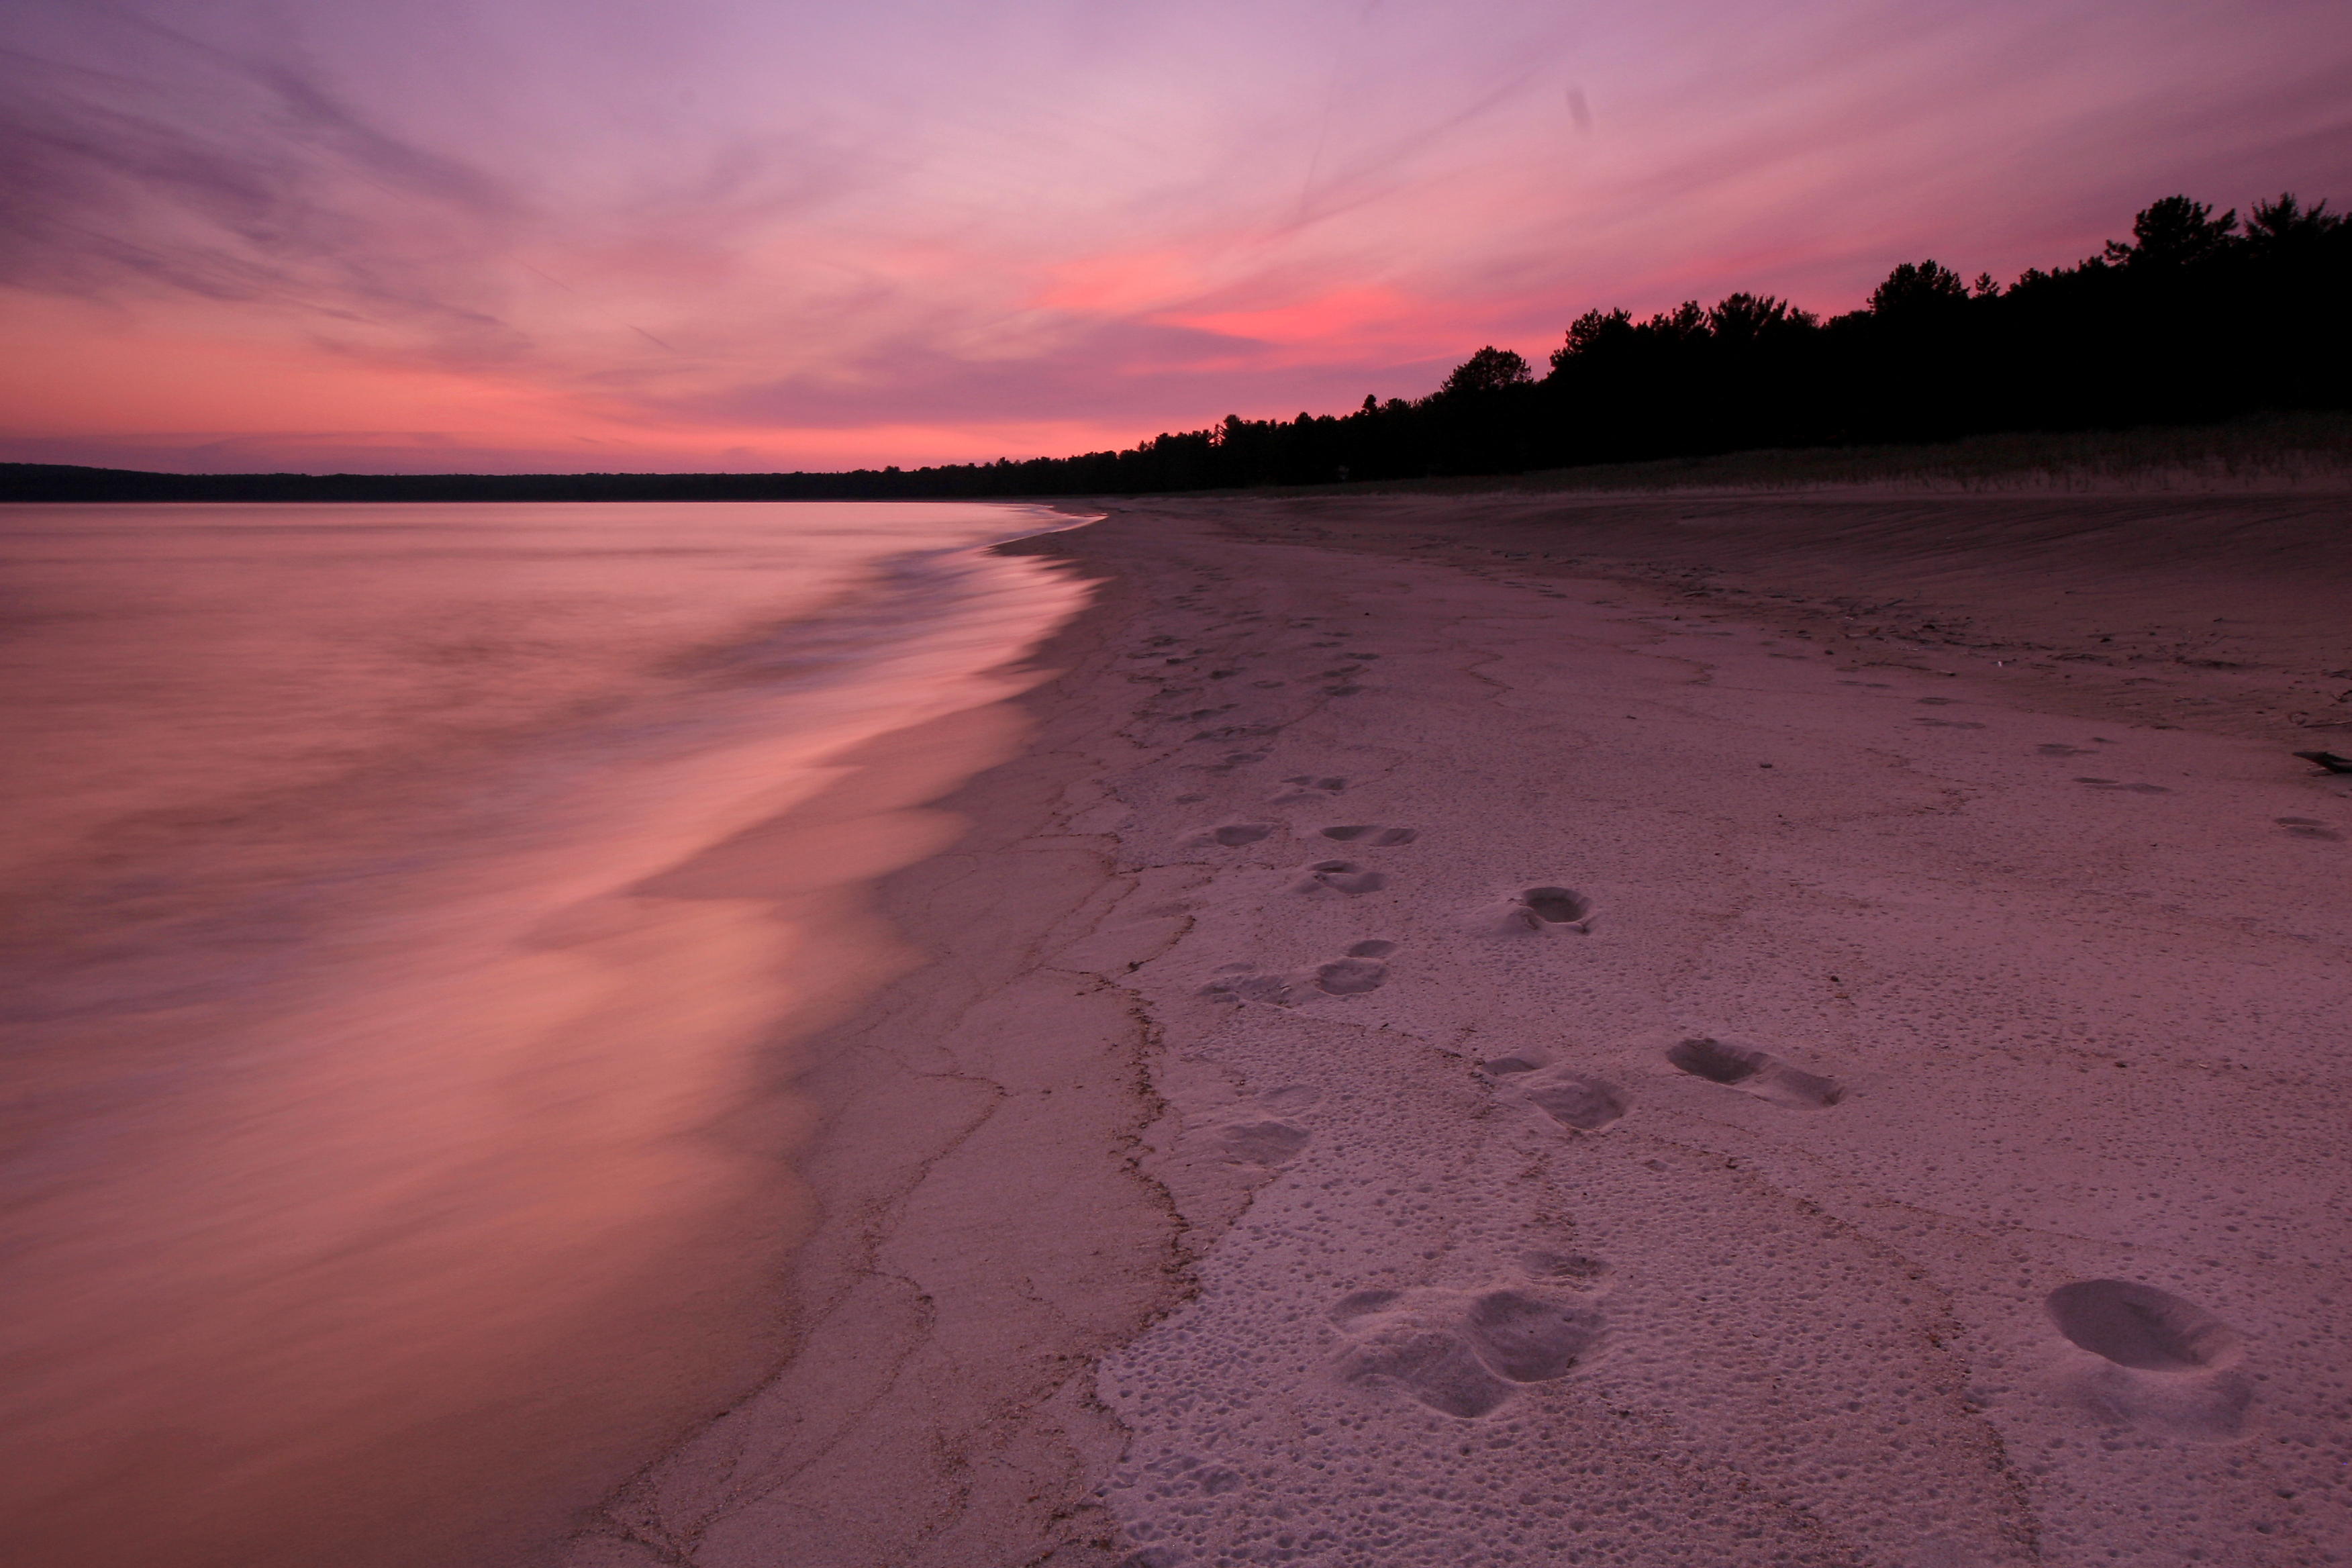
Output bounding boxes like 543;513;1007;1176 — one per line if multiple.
5;0;2349;474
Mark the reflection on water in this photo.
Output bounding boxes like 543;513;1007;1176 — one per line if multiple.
0;503;1089;1567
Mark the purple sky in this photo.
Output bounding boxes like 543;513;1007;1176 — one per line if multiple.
4;0;2347;473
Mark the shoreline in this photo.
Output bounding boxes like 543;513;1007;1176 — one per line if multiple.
563;520;1185;1568
565;491;2351;1567
0;504;1095;1568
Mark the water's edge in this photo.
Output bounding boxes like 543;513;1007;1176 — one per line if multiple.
1;505;1101;1568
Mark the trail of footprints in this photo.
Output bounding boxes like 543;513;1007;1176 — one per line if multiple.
1177;759;1633;1424
2041;737;2339;843
1179;769;1863;1432
1118;618;1381;747
1153;618;2249;1461
1287;1034;2241;1435
1191;780;1423;1002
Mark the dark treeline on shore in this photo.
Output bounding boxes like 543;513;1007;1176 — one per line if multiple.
7;191;2346;503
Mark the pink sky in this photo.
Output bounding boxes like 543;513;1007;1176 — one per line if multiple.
3;0;2348;474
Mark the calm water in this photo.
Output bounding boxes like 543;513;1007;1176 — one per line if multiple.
0;502;1091;1567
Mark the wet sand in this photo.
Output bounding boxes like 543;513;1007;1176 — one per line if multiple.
566;489;2352;1568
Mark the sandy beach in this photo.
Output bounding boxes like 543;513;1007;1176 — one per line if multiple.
564;487;2352;1568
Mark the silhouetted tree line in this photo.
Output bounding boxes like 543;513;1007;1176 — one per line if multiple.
7;191;2344;503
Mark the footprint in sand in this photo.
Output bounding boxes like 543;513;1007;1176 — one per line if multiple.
2275;816;2343;841
1481;1057;1628;1131
2037;742;2090;756
1199;1085;1323;1166
2049;1279;2251;1440
1269;775;1347;804
1292;860;1389;896
1523;887;1590;922
1204;1116;1312;1166
1665;1036;1843;1109
1914;718;1987;729
1199;967;1298;1004
1336;1314;1508;1418
2048;1279;2240;1371
1320;824;1417;845
1461;1289;1606;1381
1192;822;1277;848
1330;1275;1604;1419
1199;941;1395;1005
1473;885;1594;936
1314;942;1393;993
2073;777;2171;793
1479;1052;1547;1075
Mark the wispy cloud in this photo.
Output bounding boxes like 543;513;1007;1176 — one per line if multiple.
3;0;2349;471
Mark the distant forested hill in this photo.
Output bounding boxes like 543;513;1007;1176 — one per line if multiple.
7;191;2345;502
0;466;950;502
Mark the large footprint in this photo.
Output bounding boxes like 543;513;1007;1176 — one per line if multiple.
2047;1279;2239;1371
1665;1036;1843;1109
1330;1277;1604;1419
1314;940;1395;993
1471;885;1595;936
1481;1056;1628;1131
2048;1279;2250;1440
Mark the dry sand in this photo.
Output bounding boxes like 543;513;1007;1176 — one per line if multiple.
565;488;2352;1568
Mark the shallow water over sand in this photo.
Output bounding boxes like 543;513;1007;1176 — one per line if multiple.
0;501;1089;1567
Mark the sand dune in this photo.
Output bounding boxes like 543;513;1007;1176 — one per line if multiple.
567;488;2351;1568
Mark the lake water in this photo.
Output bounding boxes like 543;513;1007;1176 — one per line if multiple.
0;501;1091;1567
